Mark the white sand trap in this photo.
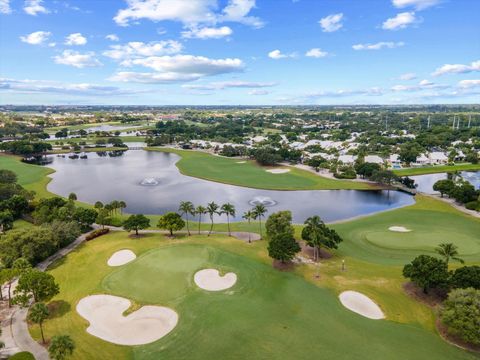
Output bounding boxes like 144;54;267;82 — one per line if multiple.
76;295;178;345
388;226;412;233
194;269;237;291
339;291;384;320
236;161;246;164
266;168;290;174
107;249;136;266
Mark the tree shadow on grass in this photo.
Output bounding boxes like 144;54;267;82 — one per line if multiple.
47;300;71;319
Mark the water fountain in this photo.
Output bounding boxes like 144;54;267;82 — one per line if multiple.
140;177;159;186
248;196;277;207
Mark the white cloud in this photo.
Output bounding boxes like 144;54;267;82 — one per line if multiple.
0;78;143;96
305;48;328;58
399;72;417;80
110;55;244;83
458;79;480;88
182;26;233;39
268;49;296;59
114;0;263;28
248;89;270;95
382;12;417;30
65;33;87;46
391;79;445;91
53;50;102;68
182;80;276;90
319;13;343;32
432;60;480;76
352;41;404;50
23;0;49;15
106;34;120;41
0;0;11;14
392;0;440;10
20;31;51;45
103;40;183;61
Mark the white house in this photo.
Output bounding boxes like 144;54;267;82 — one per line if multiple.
388;154;401;168
364;155;384;165
429;152;448;165
414;154;430;166
338;155;357;165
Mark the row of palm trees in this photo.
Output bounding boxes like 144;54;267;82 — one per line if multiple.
178;201;268;241
94;200;126;217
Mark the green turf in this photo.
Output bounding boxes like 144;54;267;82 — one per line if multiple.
333;195;480;265
393;163;480;176
8;352;35;360
32;232;477;360
145;147;374;190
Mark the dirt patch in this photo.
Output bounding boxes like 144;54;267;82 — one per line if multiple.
300;244;333;260
272;260;295;271
403;282;446;307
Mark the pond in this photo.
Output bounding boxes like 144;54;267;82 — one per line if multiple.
46;150;414;223
411;171;480;194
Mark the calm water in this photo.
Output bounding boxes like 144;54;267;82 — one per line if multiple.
411;171;480;194
46;150;414;223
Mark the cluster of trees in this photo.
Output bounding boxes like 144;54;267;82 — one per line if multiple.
433;178;480;211
0;140;52;157
0;170;32;232
402;243;480;345
34;197;97;230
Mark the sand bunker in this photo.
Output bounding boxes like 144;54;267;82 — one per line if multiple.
266;168;290;174
339;291;384;320
194;269;237;291
77;295;178;345
236;161;246;164
107;250;136;266
388;226;412;233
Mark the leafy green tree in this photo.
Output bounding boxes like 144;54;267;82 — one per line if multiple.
14;269;59;306
157;212;185;236
118;201;127;215
402;255;449;293
355;162;381;179
441;288;480;345
433;179;455;197
206;202;219;236
123;214;150;236
301;215;343;261
96;209;110;229
220;203;236;236
94;201;103;210
266;211;300;264
68;193;77;201
0;210;14;233
451;266;480;289
242;210;254;243
49;335;75;360
265;211;294;239
28;302;49;343
179;201;195;236
435;243;464;265
0;169;17;184
369;170;398;185
195;205;207;235
252;204;267;238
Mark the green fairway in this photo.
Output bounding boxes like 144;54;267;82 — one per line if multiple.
145;147;374;190
393;163;480;176
333;195;480;265
32;232;476;360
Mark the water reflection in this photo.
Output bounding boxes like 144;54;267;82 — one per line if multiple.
412;171;480;194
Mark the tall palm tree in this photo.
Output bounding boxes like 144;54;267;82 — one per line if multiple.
195;205;207;235
49;335;75;360
206;202;219;236
119;200;127;215
179;201;195;236
302;215;324;261
28;302;49;344
435;243;464;265
242;210;254;243
221;203;236;236
111;200;120;215
253;204;267;238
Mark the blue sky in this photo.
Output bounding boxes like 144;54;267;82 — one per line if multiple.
0;0;479;105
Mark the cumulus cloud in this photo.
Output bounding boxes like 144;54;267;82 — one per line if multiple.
319;13;343;32
106;34;120;41
432;60;480;76
458;79;480;88
20;31;51;45
109;55;244;83
0;0;11;14
352;41;404;50
182;26;233;39
391;79;446;91
382;12;417;30
305;48;328;58
268;49;296;59
398;72;417;80
248;89;270;95
392;0;440;10
23;0;49;15
114;0;263;28
103;40;182;61
65;33;87;46
182;80;276;90
53;50;102;68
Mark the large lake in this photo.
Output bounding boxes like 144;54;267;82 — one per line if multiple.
411;171;480;194
46;150;414;223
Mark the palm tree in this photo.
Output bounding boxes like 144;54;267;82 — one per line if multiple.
221;203;236;236
242;210;254;243
111;200;120;215
28;302;49;344
435;243;464;265
206;202;219;236
195;205;207;235
179;201;195;236
302;216;324;261
49;335;75;360
119;200;127;215
253;204;267;238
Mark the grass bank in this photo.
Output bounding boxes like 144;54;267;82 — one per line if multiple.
393;163;480;176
